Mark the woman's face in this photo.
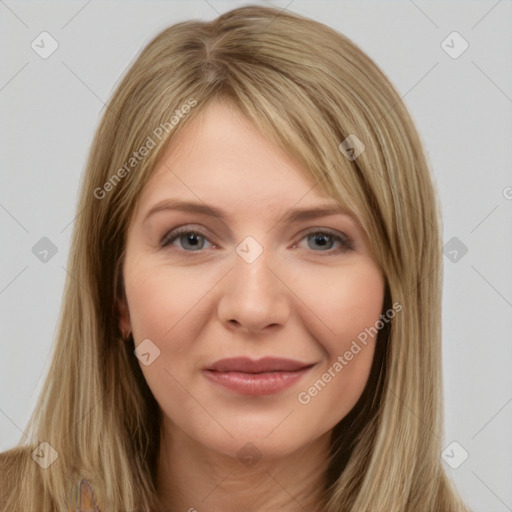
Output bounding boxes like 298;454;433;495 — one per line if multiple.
119;100;385;461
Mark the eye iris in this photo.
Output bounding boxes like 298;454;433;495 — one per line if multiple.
165;231;346;252
182;233;203;250
309;233;333;250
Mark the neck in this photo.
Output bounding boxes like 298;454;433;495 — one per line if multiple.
154;419;331;512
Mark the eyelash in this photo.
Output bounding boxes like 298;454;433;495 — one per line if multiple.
160;225;355;255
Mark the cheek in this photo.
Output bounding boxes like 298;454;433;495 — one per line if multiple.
292;259;385;349
331;263;385;341
293;259;384;415
127;280;174;340
124;263;209;397
125;260;209;341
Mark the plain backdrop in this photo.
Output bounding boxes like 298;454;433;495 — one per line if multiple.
1;1;511;510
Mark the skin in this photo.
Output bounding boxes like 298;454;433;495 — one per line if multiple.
118;100;385;512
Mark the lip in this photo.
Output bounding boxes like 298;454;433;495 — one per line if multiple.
203;357;316;396
207;357;314;373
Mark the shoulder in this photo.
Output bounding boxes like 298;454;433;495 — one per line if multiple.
0;454;4;511
0;448;103;511
0;448;100;512
0;446;36;510
0;448;16;509
0;448;14;500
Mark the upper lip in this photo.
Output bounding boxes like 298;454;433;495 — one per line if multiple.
206;357;315;373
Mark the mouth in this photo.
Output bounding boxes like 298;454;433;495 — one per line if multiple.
206;356;315;373
203;357;316;396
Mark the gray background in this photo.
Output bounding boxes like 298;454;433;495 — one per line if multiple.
1;1;511;510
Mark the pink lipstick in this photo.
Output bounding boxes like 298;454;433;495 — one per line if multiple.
203;357;315;396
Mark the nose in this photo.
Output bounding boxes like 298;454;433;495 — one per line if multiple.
217;247;291;335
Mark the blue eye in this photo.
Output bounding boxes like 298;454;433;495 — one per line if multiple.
301;231;354;253
160;227;354;254
161;228;212;251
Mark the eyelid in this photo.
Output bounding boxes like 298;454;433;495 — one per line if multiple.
159;224;213;248
294;227;354;252
160;224;355;253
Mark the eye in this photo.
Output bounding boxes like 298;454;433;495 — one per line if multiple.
160;227;214;251
160;226;354;254
296;230;354;254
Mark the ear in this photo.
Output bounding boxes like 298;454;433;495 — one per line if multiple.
115;278;132;339
117;293;132;339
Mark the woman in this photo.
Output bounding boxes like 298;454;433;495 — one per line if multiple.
0;5;471;511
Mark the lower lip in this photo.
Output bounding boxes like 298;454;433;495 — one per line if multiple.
202;366;314;396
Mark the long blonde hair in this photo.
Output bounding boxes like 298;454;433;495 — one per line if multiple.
1;5;470;511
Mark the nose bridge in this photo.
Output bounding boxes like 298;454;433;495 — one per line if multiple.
236;245;273;293
217;237;290;331
233;234;275;285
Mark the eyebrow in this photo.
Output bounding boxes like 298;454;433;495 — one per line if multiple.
143;199;354;226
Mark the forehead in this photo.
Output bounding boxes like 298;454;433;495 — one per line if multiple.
138;100;334;211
